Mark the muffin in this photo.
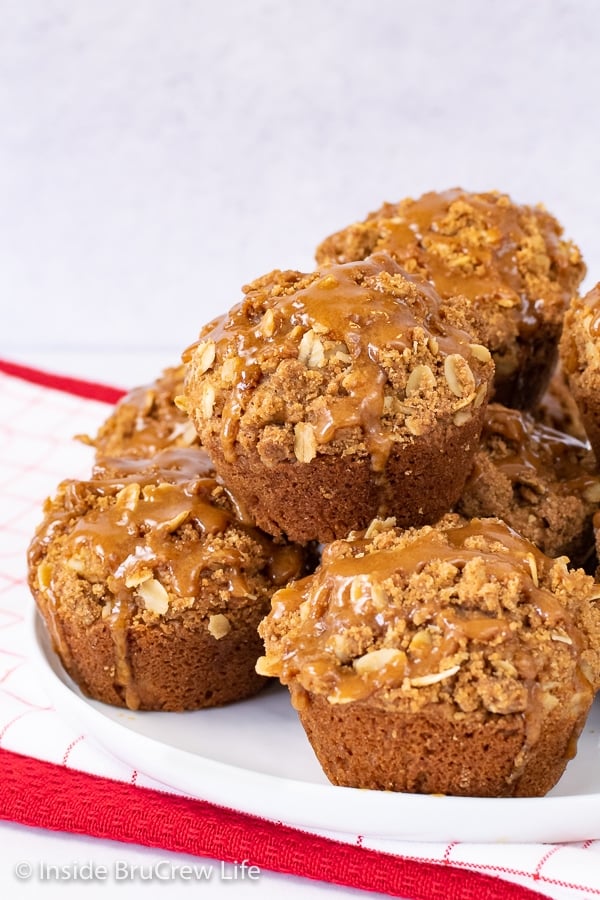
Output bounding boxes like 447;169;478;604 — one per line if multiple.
534;361;587;441
28;447;308;711
457;403;600;563
593;511;600;579
182;253;494;543
82;364;200;458
258;516;600;797
560;283;600;459
316;189;586;408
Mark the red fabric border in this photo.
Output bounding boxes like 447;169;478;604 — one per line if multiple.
0;358;126;405
0;748;550;900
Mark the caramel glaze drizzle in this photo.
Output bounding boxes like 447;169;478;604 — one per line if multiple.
364;189;564;336
269;518;589;766
470;403;599;493
107;370;190;454
583;283;600;337
184;254;488;471
31;448;305;709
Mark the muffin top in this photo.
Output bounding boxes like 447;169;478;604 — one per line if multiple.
561;282;600;378
457;404;600;559
258;516;600;719
182;253;493;472
83;364;200;458
29;448;307;631
316;189;585;337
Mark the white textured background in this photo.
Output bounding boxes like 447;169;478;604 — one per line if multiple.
1;0;600;367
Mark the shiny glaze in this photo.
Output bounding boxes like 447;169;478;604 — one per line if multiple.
93;366;198;457
361;189;570;335
185;254;489;470
268;518;587;763
30;448;306;709
583;283;600;337
473;403;598;493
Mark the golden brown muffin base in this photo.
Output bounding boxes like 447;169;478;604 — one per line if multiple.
38;602;267;711
296;691;587;798
203;408;486;543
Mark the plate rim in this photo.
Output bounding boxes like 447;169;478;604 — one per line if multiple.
29;610;600;844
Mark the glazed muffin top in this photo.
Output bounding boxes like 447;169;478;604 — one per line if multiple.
83;364;200;458
316;189;585;377
457;403;600;560
561;282;600;378
182;253;494;472
258;516;600;719
29;448;307;632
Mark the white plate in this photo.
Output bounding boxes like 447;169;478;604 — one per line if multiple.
31;612;600;844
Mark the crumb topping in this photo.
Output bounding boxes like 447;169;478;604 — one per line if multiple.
82;365;200;458
561;283;600;377
316;189;586;363
258;516;600;720
29;448;306;629
182;253;493;471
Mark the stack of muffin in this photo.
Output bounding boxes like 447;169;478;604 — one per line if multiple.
29;188;600;799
